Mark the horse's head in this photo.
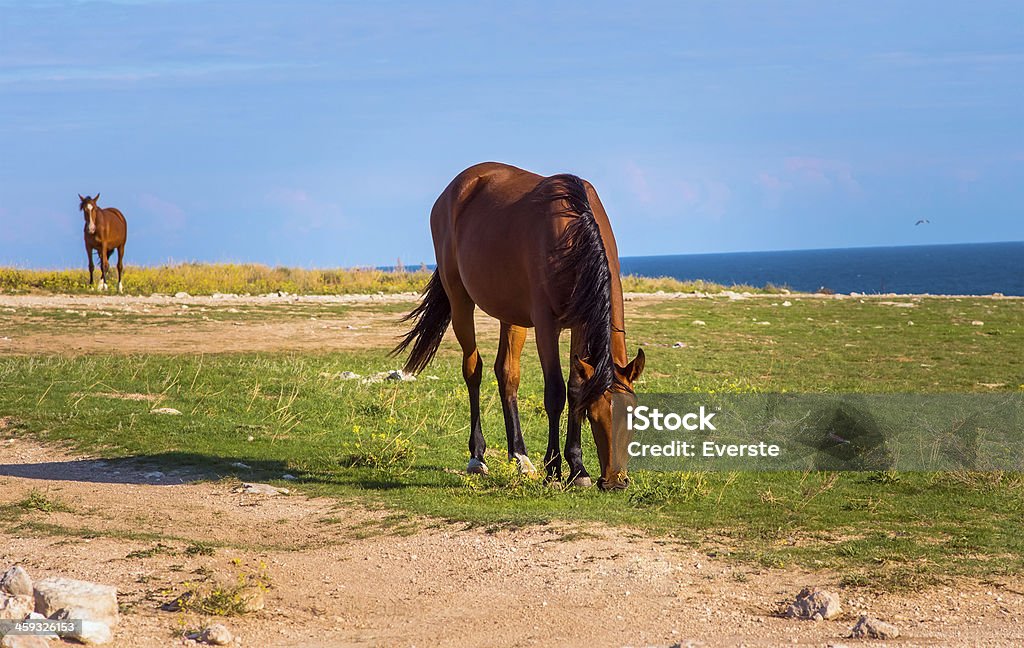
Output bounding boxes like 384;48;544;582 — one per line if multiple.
573;347;645;490
79;193;100;234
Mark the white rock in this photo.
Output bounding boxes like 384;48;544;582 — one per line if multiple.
1;634;54;648
150;407;182;415
360;370;416;384
971;320;984;326
200;623;233;645
691;320;706;326
59;616;112;645
0;593;34;620
234;482;289;496
33;577;119;628
782;300;792;306
0;566;33;597
174;292;190;298
672;342;687;348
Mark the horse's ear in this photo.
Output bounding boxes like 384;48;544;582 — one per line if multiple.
78;194;84;201
94;192;100;201
616;348;645;383
572;354;595;381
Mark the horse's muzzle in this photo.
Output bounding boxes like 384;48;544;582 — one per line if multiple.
597;475;630;491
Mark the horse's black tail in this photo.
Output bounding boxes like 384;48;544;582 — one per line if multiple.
392;270;452;374
548;174;615;414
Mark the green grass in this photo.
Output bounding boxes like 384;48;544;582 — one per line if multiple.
1;296;1022;589
14;488;74;513
0;263;432;296
0;263;782;296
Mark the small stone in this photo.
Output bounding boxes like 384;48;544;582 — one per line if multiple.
338;371;360;380
0;593;33;620
142;471;164;480
33;577;119;628
234;483;288;496
784;586;842;620
672;342;687;348
971;320;984;326
229;462;251;470
850;615;900;639
782;301;792;306
0;565;33;597
281;474;297;481
150;407;182;416
174;292;190;298
691;320;707;326
199;623;233;645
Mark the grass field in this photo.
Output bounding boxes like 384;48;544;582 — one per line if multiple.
0;263;784;296
2;294;1023;591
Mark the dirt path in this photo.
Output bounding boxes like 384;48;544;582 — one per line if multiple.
2;439;1022;647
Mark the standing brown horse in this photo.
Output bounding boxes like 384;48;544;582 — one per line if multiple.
79;194;127;293
395;162;644;490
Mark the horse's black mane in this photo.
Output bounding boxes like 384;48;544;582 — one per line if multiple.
545;173;616;412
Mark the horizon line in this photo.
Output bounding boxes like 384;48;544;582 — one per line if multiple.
2;240;1021;272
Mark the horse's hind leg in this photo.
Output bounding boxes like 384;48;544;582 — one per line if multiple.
495;322;534;474
448;287;487;474
116;245;125;293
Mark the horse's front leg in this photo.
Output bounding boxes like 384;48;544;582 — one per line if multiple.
87;248;95;289
565;329;593;486
535;318;565;482
98;246;109;291
495;322;533;474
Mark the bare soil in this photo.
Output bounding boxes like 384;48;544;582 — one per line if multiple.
1;439;1022;647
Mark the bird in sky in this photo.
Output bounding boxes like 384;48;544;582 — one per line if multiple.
915;219;930;226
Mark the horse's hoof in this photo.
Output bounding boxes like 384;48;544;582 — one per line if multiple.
570;476;593;488
467;458;489;475
118;282;123;294
512;454;536;475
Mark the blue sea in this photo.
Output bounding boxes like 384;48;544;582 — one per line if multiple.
618;242;1024;296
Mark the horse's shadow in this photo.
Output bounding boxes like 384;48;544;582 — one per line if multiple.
0;451;434;490
0;452;289;486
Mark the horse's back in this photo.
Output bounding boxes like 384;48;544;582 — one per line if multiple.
99;206;128;247
431;162;601;326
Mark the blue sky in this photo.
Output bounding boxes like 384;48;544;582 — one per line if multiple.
1;0;1021;268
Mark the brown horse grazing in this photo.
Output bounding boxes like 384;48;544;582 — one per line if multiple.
394;162;645;490
79;193;127;293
